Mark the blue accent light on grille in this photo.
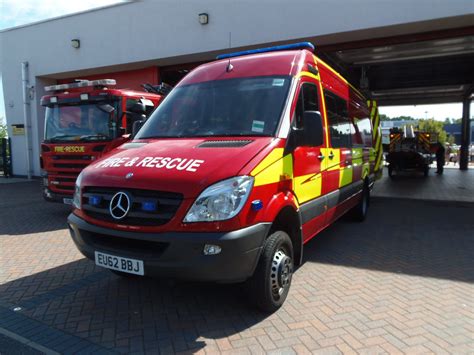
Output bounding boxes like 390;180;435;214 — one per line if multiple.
142;201;157;212
89;195;102;206
251;200;263;211
216;42;315;60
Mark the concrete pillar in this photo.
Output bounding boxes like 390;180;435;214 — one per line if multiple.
459;91;472;170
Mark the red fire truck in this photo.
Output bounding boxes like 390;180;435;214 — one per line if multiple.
67;43;382;311
40;79;165;204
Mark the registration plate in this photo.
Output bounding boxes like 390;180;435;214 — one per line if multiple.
94;251;144;276
63;198;73;205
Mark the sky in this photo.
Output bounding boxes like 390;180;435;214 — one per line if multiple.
378;103;464;121
0;1;467;125
0;0;125;123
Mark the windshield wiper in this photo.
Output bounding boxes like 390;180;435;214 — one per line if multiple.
79;134;110;141
48;135;79;142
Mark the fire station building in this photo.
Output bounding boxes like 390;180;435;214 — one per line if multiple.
1;0;473;177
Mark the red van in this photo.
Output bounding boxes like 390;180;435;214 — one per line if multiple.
68;42;382;312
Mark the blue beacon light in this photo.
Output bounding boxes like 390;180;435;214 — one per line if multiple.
251;200;263;211
216;42;315;60
89;196;102;206
142;201;157;212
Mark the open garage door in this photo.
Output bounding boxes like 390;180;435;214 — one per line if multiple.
315;26;474;170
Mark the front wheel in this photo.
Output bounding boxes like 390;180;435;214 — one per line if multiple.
247;231;294;313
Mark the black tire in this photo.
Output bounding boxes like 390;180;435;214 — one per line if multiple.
351;183;370;222
423;166;429;177
388;165;394;179
247;231;294;313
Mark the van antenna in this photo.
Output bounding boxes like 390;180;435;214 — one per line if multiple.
226;32;233;72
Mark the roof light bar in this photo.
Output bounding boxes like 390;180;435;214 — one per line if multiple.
216;42;315;60
45;79;116;92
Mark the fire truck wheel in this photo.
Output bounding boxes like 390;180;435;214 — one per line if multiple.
351;184;370;222
247;231;294;313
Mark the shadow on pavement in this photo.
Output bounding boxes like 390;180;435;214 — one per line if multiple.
303;197;474;284
0;181;71;235
0;259;268;353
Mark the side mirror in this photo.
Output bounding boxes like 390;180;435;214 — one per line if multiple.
128;102;146;115
301;111;324;147
132;120;145;138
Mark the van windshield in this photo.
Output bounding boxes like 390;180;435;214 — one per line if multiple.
136;76;291;139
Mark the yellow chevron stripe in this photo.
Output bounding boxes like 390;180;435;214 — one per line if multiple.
294;173;322;204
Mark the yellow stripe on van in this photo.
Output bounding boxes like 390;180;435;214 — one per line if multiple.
294;173;322;204
251;148;285;176
339;166;353;187
297;70;321;81
252;152;293;187
322;148;340;171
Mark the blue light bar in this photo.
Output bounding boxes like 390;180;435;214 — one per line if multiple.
142;201;157;212
89;195;102;206
216;42;315;60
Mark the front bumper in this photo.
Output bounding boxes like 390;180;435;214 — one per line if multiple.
67;213;270;283
43;187;73;203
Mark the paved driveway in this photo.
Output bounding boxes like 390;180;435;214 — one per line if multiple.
0;181;473;354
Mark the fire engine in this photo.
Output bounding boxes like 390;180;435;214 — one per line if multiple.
40;79;165;204
386;125;436;177
67;43;383;311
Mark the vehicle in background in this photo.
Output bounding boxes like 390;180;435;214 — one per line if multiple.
386;125;436;178
40;79;165;204
68;42;383;312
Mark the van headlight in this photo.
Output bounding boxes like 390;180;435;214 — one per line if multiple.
184;176;254;222
72;171;84;209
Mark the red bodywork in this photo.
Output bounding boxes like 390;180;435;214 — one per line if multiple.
74;49;377;241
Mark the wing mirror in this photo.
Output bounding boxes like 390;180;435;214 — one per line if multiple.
127;102;146;115
286;111;324;153
132;120;145;138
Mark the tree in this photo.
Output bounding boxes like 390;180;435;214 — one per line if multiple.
417;119;447;143
379;114;417;122
0;117;7;139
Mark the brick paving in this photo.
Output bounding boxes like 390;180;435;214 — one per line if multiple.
373;166;474;202
0;180;473;354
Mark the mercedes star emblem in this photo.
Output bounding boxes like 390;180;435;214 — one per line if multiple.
109;191;131;220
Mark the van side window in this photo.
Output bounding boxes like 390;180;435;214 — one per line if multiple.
324;91;351;148
354;117;373;147
294;83;319;127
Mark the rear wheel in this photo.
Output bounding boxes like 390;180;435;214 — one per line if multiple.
247;231;294;313
351;183;370;222
388;164;394;178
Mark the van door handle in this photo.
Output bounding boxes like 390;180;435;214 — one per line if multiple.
328;152;334;160
318;154;325;160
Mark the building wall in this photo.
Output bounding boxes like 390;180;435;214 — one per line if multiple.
1;0;473;176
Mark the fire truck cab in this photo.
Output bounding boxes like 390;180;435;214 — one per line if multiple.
68;43;382;311
40;79;164;204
